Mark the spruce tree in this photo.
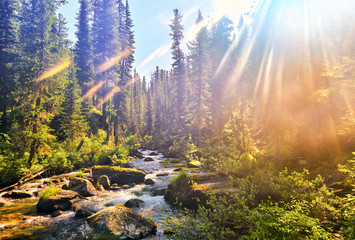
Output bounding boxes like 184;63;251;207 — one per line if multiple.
74;0;94;97
0;0;17;133
187;10;211;144
169;9;186;132
14;0;69;167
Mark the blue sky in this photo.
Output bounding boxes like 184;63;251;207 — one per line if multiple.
59;0;252;78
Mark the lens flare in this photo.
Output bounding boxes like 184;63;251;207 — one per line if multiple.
36;59;72;82
96;48;133;74
81;80;106;101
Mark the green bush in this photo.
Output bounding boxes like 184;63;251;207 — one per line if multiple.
165;136;196;159
164;169;354;239
74;170;85;178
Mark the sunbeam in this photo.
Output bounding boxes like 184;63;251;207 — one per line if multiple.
81;80;106;101
96;48;133;74
35;59;72;82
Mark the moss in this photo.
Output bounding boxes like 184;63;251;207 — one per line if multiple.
92;165;144;174
39;185;61;199
160;159;182;163
74;170;85;178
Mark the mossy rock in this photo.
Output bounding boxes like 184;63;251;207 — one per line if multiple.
87;205;157;239
92;166;146;185
36;190;79;213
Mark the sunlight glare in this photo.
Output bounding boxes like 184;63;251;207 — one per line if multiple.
35;59;72;82
96;48;133;74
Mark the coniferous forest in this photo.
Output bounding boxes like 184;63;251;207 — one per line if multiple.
0;0;355;239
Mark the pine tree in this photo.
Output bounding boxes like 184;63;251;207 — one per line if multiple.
57;67;88;141
74;0;94;97
169;9;186;132
187;10;211;144
0;0;18;133
14;0;69;167
92;0;120;141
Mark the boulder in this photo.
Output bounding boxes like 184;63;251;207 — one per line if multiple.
37;189;79;213
109;183;121;191
98;175;110;190
164;173;225;210
69;178;98;197
74;202;103;218
149;152;158;156
187;160;202;168
144;179;155;185
144;157;154;162
87;205;157;239
2;191;32;199
124;199;145;209
0;201;5;207
121;184;131;189
92;166;146;185
150;188;166;196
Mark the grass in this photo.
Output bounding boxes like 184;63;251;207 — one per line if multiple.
39;185;61;199
92;165;144;173
171;171;190;183
74;170;85;178
161;159;182;163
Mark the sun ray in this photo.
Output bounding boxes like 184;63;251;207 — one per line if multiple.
35;59;72;82
96;47;133;74
80;80;106;101
95;87;120;110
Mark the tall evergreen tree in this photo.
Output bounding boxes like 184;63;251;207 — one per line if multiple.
0;0;18;133
169;9;186;132
92;0;120;140
74;0;94;97
14;0;69;167
187;10;211;144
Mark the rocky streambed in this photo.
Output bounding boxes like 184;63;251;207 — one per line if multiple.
0;150;203;240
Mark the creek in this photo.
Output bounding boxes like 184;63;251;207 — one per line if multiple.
0;150;190;240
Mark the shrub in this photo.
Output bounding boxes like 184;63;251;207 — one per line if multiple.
165;136;196;159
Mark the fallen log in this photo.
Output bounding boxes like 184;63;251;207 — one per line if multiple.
0;168;47;193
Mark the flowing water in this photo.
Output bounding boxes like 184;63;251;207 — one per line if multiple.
0;150;186;240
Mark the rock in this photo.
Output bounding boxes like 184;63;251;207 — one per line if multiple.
83;168;91;173
74;202;103;218
43;180;53;185
37;189;79;213
164;173;224;210
51;179;60;184
144;157;154;162
187;160;202;168
173;168;182;172
121;184;131;189
150;188;166;196
37;184;44;188
87;205;157;239
97;175;110;190
92;166;146;185
62;183;69;190
0;201;5;207
144;178;155;185
68;178;98;197
124;199;145;209
3;191;32;199
109;183;120;191
149;152;158;156
156;172;169;177
51;210;64;218
96;185;105;192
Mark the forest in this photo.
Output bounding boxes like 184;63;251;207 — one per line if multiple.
0;0;355;239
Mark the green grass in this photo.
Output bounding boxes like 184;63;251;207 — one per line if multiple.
161;159;182;163
92;165;144;173
39;185;61;199
74;170;85;178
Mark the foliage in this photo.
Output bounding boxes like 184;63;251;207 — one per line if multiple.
39;185;61;199
165;169;355;239
74;170;85;178
165;135;197;159
338;153;355;188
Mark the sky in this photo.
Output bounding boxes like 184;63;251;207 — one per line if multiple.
59;0;253;79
